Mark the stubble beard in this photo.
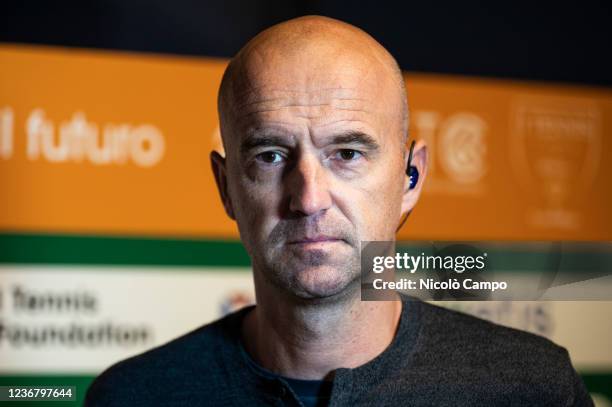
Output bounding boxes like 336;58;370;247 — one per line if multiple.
270;245;360;300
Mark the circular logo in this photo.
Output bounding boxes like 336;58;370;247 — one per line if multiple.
439;113;488;184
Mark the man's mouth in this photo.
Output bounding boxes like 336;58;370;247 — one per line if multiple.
287;236;343;245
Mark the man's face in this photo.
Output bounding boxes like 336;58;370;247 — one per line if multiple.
217;43;407;300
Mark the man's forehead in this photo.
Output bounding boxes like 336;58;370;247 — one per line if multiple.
230;85;382;141
233;52;387;103
233;86;370;113
228;60;392;126
223;83;398;153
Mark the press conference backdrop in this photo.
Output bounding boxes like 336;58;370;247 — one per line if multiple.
1;37;612;407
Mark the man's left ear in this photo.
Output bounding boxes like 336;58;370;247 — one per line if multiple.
400;140;428;216
210;150;236;221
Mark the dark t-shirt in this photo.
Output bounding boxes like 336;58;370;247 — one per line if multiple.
240;340;333;407
85;297;593;406
240;338;332;407
281;377;332;407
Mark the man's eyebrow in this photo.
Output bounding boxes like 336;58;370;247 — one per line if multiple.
239;131;380;155
240;134;292;155
326;131;380;151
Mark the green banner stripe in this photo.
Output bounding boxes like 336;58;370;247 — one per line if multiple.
1;233;610;271
581;373;612;399
0;233;251;267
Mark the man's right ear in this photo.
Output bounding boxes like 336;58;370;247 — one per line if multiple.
210;151;236;220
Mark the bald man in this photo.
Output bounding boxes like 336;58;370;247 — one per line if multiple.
86;16;592;407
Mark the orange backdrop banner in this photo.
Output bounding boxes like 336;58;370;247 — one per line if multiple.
1;44;611;240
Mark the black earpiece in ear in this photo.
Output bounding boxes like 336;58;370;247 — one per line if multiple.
397;140;418;232
408;166;419;189
406;140;418;189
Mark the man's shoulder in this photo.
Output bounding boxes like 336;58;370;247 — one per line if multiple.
84;307;248;406
405;301;591;405
417;300;564;358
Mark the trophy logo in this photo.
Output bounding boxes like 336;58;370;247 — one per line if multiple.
510;96;601;229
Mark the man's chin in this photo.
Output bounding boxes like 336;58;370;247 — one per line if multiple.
289;266;359;300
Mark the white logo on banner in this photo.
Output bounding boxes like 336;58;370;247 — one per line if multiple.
0;107;13;160
25;109;165;167
413;111;488;195
439;113;488;184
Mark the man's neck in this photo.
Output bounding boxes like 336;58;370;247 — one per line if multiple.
241;281;403;380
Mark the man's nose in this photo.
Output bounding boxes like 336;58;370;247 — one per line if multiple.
288;155;332;216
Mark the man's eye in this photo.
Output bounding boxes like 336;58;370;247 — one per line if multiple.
335;149;363;161
255;151;285;164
